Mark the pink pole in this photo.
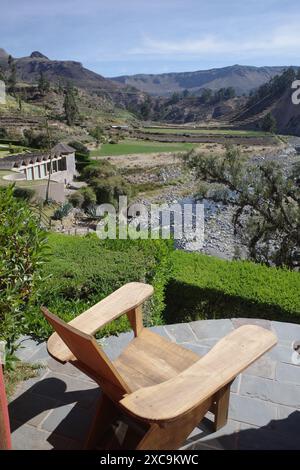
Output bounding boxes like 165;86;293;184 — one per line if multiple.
0;364;11;450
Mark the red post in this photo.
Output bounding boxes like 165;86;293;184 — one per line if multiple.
0;364;11;450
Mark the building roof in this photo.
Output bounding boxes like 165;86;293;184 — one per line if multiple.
0;143;75;170
0;152;47;169
52;143;75;155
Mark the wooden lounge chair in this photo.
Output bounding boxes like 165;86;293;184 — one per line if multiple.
42;282;277;450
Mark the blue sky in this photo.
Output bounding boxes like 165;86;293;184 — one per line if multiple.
1;0;299;76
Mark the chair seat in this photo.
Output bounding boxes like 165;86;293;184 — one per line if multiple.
113;329;200;391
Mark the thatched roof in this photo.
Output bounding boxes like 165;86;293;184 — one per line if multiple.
52;143;75;155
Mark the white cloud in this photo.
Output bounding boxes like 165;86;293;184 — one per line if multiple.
130;23;300;59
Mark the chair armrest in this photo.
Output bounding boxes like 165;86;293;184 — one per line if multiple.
44;282;153;362
120;325;277;423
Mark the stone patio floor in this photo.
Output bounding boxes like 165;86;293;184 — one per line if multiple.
9;318;300;450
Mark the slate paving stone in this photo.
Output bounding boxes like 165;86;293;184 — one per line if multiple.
180;342;211;357
164;323;197;343
243;355;276;379
230;375;241;394
47;357;94;382
237;421;300;450
267;343;293;364
194;338;219;347
25;372;100;409
41;402;94;442
271;321;300;342
11;368;49;397
149;325;172;339
99;331;133;360
277;404;300;420
229;394;277;427
9;391;59;428
185;418;239;450
276;362;300;384
11;421;74;450
27;342;49;365
240;374;300;408
231;318;271;330
190;319;234;341
16;336;42;361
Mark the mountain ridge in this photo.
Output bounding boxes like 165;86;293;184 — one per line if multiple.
112;64;295;96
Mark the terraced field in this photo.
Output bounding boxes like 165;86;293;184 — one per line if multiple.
91;139;197;157
141;127;270;137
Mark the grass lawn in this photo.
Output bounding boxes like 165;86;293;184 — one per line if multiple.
91;139;197;157
142;127;270;137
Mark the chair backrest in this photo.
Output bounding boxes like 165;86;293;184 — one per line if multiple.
42;307;130;395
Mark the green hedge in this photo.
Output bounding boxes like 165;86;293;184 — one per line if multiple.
165;250;300;324
25;233;173;340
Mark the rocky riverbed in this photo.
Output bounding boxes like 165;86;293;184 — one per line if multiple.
133;138;300;260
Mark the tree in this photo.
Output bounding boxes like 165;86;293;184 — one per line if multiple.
38;71;50;95
7;63;16;93
140;96;152;120
90;126;105;146
169;92;180;105
261;113;277;133
63;83;79;126
0;65;5;83
201;89;213;104
185;146;300;269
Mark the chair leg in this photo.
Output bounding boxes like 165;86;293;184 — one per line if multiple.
213;383;231;431
135;398;212;450
84;393;120;449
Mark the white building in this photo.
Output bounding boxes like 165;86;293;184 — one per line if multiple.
0;143;76;183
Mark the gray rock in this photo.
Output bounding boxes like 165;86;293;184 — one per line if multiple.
190;319;234;340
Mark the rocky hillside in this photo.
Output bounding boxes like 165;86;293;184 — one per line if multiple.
232;69;300;136
112;65;290;96
0;48;149;113
0;49;121;92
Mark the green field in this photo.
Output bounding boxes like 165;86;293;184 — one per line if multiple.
142;127;269;137
91;139;197;157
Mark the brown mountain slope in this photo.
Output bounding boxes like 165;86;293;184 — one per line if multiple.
112;65;290;96
233;84;300;136
0;50;121;92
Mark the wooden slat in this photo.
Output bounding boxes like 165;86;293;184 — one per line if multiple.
45;282;153;362
120;325;277;423
114;329;200;390
126;306;143;337
43;307;130;394
213;383;231;431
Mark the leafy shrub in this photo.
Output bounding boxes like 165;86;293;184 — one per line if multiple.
0;186;48;367
165;250;300;324
0;127;8;139
13;187;35;202
69;187;97;210
22;130;55;149
25;233;173;340
81;160;116;182
91;176;132;204
79;186;97;210
68;191;84;208
68;141;89;156
52;202;73;220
